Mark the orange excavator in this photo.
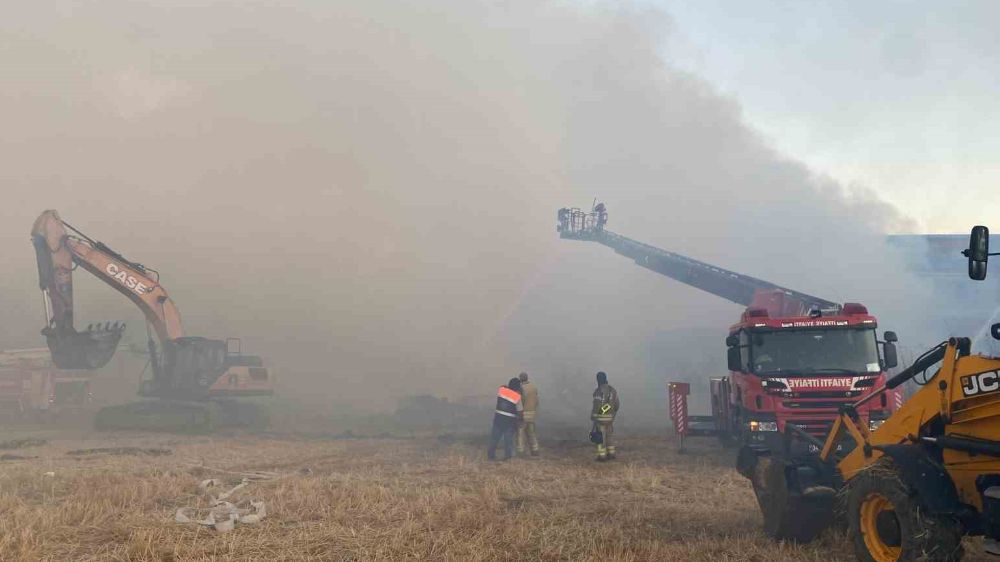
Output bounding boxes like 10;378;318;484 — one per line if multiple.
31;210;272;431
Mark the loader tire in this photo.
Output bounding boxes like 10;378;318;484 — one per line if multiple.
754;457;832;542
846;461;963;562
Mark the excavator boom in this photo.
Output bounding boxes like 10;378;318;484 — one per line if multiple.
63;234;184;342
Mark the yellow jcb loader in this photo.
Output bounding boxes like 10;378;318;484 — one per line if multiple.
754;225;1000;562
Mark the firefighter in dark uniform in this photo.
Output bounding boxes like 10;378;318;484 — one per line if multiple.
591;371;620;461
594;202;608;231
488;378;523;461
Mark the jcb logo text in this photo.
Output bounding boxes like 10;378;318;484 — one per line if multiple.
961;371;1000;397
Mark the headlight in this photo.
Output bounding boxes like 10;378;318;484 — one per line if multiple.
869;419;885;431
749;420;778;432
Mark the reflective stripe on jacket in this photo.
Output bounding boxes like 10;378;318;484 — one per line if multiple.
495;386;523;418
591;383;619;422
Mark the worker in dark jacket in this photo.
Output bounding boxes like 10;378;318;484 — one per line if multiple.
591;371;620;461
488;378;523;461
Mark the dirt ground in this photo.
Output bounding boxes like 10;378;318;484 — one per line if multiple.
0;427;991;562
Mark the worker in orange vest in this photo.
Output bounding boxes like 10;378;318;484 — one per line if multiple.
488;377;523;461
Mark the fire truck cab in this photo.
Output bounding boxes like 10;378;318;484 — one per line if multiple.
718;297;900;460
0;348;92;417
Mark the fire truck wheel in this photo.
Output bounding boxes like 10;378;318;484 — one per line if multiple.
846;461;963;562
757;458;831;542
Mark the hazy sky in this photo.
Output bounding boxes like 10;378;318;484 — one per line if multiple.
655;0;999;233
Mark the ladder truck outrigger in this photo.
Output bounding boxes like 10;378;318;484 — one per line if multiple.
557;204;902;475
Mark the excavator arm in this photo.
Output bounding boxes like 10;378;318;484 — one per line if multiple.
31;210;272;405
31;210;184;369
30;210;271;431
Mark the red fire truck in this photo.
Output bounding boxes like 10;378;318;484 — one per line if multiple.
0;348;92;417
557;205;902;468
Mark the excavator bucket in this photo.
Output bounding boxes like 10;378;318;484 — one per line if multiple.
44;322;125;370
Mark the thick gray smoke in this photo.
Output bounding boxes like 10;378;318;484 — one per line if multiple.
0;2;933;422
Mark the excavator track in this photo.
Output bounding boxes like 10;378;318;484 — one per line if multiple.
95;399;269;433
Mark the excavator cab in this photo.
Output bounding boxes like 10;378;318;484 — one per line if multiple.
162;337;229;397
140;337;272;400
139;337;226;399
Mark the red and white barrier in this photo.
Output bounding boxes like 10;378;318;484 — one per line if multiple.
668;382;690;450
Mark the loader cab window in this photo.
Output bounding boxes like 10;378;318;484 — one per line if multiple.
750;327;880;376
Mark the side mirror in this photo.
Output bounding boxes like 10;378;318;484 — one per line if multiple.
882;341;898;370
965;225;990;280
884;331;898;343
725;334;739;347
727;346;741;372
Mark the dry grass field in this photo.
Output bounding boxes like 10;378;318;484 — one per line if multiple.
0;426;991;562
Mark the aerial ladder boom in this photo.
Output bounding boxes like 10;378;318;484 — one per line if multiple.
557;206;841;316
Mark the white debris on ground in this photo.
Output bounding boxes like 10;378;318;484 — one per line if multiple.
175;477;268;533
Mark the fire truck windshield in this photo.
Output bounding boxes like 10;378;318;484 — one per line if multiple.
750;327;881;376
